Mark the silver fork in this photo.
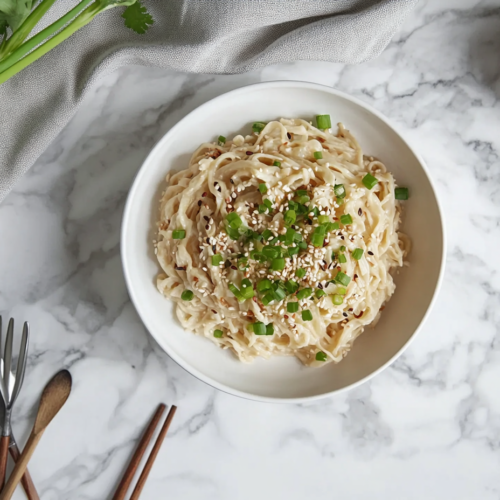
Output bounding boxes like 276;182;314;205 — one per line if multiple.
0;317;29;491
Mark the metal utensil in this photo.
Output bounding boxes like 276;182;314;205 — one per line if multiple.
0;363;39;499
0;317;29;489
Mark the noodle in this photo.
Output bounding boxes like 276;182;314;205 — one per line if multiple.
155;118;409;366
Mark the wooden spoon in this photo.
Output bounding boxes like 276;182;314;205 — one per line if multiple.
0;370;72;500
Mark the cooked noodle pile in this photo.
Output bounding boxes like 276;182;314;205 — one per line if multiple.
155;118;409;366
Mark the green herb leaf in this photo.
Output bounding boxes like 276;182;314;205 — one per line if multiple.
122;0;153;34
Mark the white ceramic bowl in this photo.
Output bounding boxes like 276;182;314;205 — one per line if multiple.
121;81;445;403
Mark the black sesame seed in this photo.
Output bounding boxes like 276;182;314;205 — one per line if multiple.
287;132;292;140
230;179;234;184
204;216;209;221
198;200;202;206
368;251;374;255
212;245;216;253
340;235;344;240
205;225;210;230
175;266;186;271
358;208;362;216
225;260;231;268
206;238;210;244
343;312;348;317
318;283;323;289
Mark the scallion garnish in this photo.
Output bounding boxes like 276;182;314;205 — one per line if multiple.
285;228;296;245
340;245;346;252
226;226;240;240
296;288;312;300
218;136;226;145
273;160;281;167
269;237;279;245
332;294;344;305
311;233;324;248
295;268;306;279
262;229;273;241
316;351;328;362
288;246;299;256
313;151;323;160
298;241;308;250
240;279;254;299
318;215;330;224
266;323;274;336
284;209;296;226
395;187;409;200
228;283;244;301
297;195;310;204
287;302;299;313
335;271;351;287
302;310;313;321
340;214;352;225
326;222;339;231
262;246;279;259
334;184;346;199
226;212;242;229
352;248;364;260
338;254;347;263
262;292;275;306
315;289;326;299
270;258;285;271
362;173;378;190
263;199;273;209
337;286;347;295
172;229;186;239
258;204;268;214
259;183;268;194
273;286;286;301
285;280;299;294
316;115;332;130
257;279;273;292
181;290;194;301
253;322;267;335
252;122;267;133
211;254;223;266
214;329;223;338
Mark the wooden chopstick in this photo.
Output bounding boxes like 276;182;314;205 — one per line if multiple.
112;404;177;500
9;444;39;500
129;405;177;500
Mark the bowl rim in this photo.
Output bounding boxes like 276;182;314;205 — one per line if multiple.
121;80;446;404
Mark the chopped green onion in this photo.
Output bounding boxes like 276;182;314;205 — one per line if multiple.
296;189;308;197
285;228;296;245
302;310;313;321
270;258;285;271
226;226;240;240
334;184;346;199
253;322;267;335
228;283;244;301
311;207;320;217
318;215;330;224
262;291;275;306
298;241;308;250
259;183;268;194
285;280;299;294
226;212;243;229
287;301;299;313
252;232;263;242
288;246;299;256
316;114;332;130
273;160;281;167
288;200;298;211
311;233;324;248
211;254;223;266
296;288;312;300
172;229;186;240
315;289;326;299
218;136;226;145
362;173;378;190
313;151;323;160
214;329;223;338
252;122;267;133
263;199;273;209
296;203;308;215
238;257;249;270
352;248;364;260
266;323;274;336
258;204;268;214
181;290;194;301
273;287;286;301
338;254;347;263
297;195;310;204
314;225;326;236
269;237;279;245
337;286;347;295
326;222;339;231
295;268;306;279
395;187;409;200
340;245;346;252
247;323;254;332
284;209;296;226
257;279;273;292
262;229;273;241
293;231;303;242
340;214;352;225
331;251;336;261
262;246;279;259
316;351;328;362
332;294;344;305
241;278;252;288
335;271;351;287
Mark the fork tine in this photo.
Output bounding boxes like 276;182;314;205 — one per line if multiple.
11;322;29;405
3;319;14;404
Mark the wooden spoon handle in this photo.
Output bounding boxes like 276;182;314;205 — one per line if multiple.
9;443;40;500
0;432;43;500
0;436;10;489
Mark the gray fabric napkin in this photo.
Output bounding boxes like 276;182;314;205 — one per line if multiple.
0;0;418;201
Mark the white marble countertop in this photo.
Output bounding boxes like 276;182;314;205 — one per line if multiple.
1;0;499;498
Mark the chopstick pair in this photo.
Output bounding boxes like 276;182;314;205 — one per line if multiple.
112;404;177;500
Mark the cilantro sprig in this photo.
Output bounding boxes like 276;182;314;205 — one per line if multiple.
0;0;154;84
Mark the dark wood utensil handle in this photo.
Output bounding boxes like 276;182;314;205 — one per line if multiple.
0;436;9;489
9;443;40;500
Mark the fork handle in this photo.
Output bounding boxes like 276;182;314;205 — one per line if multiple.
10;443;40;500
0;436;9;489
